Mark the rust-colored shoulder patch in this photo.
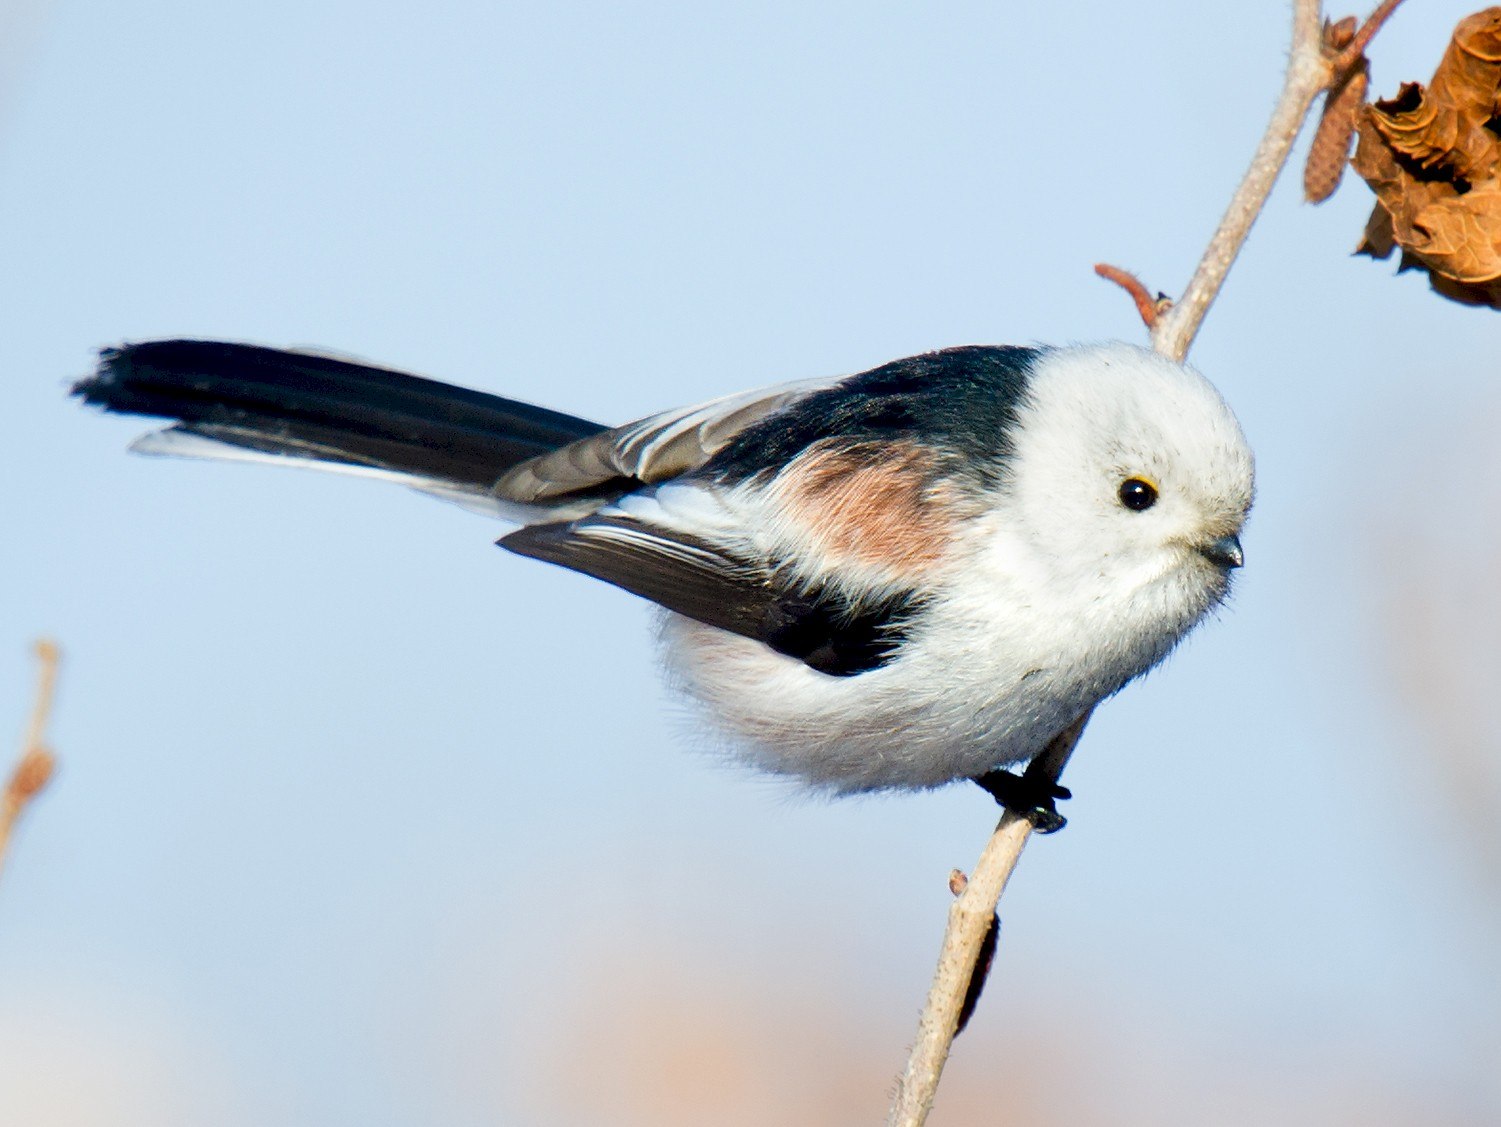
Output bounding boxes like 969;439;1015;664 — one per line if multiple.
773;441;965;575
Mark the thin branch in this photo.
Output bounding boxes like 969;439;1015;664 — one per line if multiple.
888;716;1088;1127
1094;263;1167;329
887;1;1416;1122
1150;0;1330;363
1335;0;1408;73
0;640;60;885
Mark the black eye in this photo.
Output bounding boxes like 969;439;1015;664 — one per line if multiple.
1118;478;1158;511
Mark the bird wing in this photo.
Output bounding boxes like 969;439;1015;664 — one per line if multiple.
500;489;923;677
501;513;780;640
492;378;832;511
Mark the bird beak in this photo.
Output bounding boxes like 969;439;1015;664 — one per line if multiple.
1199;533;1244;570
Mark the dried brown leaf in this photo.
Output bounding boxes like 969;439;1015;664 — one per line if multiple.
1352;7;1501;306
1368;11;1501;179
1430;267;1501;304
1405;181;1501;279
1357;199;1398;257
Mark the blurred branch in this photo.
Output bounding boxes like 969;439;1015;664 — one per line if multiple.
0;640;60;885
890;1;1410;1122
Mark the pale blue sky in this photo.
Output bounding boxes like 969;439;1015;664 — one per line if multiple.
3;2;1498;1124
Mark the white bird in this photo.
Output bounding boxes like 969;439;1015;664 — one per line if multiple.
75;339;1253;829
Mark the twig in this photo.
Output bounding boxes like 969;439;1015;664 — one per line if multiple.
1093;263;1168;330
887;2;1412;1122
1334;0;1407;74
0;640;60;885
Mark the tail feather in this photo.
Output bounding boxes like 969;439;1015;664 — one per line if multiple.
73;340;608;506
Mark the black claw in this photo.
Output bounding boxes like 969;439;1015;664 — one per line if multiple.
971;768;1071;833
1027;807;1068;835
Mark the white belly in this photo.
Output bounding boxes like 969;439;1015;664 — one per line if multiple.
656;518;1220;793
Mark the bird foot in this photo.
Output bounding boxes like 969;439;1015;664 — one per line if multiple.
971;769;1071;834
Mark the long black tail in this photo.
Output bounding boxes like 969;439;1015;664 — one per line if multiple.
73;340;607;503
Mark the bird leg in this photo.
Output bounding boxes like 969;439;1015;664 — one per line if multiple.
970;769;1072;833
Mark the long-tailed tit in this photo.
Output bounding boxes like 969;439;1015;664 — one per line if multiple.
75;340;1253;829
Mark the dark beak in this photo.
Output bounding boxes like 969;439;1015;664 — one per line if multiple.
1199;533;1244;570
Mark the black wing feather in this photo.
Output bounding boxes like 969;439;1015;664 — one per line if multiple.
761;587;926;676
500;516;777;641
500;513;922;677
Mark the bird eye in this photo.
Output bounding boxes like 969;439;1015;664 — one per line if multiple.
1118;478;1158;512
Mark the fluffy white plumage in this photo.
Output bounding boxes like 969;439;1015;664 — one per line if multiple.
656;344;1253;791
